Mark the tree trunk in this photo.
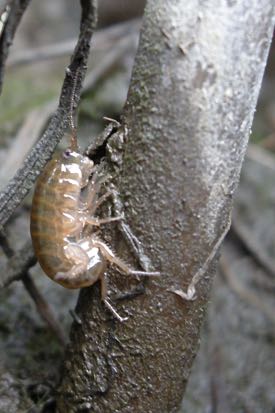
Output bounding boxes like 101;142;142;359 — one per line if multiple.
57;1;275;412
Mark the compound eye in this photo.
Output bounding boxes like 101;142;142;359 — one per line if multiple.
63;148;72;159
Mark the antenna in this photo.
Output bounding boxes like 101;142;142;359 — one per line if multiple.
69;67;80;151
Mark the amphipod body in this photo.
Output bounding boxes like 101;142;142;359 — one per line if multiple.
31;147;159;321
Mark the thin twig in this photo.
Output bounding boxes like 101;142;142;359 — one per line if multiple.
0;0;31;94
0;0;97;227
7;18;140;68
209;347;232;413
231;216;275;279
0;102;56;188
22;273;67;345
247;144;275;172
0;239;36;287
231;145;275;279
0;234;66;345
220;254;275;326
83;31;137;92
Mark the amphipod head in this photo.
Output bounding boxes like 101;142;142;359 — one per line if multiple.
61;148;94;186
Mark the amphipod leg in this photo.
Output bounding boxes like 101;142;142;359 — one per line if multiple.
54;244;89;283
100;272;128;322
93;240;160;277
80;168;99;211
93;191;113;210
85;216;122;226
81;170;111;213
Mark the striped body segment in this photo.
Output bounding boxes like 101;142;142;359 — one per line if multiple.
31;153;88;281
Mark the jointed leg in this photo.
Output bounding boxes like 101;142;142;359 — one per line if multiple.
94;191;113;210
100;273;128;322
85;216;122;226
81;168;100;211
93;240;160;277
82;171;112;213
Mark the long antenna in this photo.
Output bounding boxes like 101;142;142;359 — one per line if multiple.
69;67;80;150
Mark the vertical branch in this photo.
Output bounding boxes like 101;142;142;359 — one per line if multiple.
57;0;275;412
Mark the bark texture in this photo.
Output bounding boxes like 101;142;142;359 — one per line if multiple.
57;1;275;412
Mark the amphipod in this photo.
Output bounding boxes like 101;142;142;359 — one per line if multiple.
30;139;159;321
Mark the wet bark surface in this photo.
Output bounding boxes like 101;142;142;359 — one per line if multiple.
57;1;275;412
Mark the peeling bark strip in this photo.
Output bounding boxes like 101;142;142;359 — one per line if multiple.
58;1;274;412
0;0;97;227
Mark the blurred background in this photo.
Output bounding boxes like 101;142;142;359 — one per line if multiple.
0;1;274;412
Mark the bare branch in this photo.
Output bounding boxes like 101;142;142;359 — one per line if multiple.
7;19;140;68
0;0;31;93
220;254;275;326
0;102;56;189
231;215;275;279
22;273;67;346
0;240;36;288
57;0;275;411
83;31;137;91
0;0;97;227
0;232;66;345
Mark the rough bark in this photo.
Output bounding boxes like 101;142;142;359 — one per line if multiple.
57;1;274;412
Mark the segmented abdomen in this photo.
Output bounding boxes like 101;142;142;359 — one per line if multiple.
31;158;82;278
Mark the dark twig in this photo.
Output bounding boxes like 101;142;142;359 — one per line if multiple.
0;102;56;189
0;239;36;287
209;346;232;413
0;0;97;227
0;0;31;94
22;273;67;345
220;254;275;326
83;31;138;92
231;216;275;279
0;234;66;345
7;19;140;68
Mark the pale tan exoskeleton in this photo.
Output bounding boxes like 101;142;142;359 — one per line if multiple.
30;89;159;321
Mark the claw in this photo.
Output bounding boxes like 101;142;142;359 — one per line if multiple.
130;271;161;277
104;299;128;322
168;287;197;301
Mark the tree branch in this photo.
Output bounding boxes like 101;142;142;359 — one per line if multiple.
0;0;97;227
22;272;67;345
0;239;36;288
57;0;275;411
0;235;66;345
7;19;140;68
